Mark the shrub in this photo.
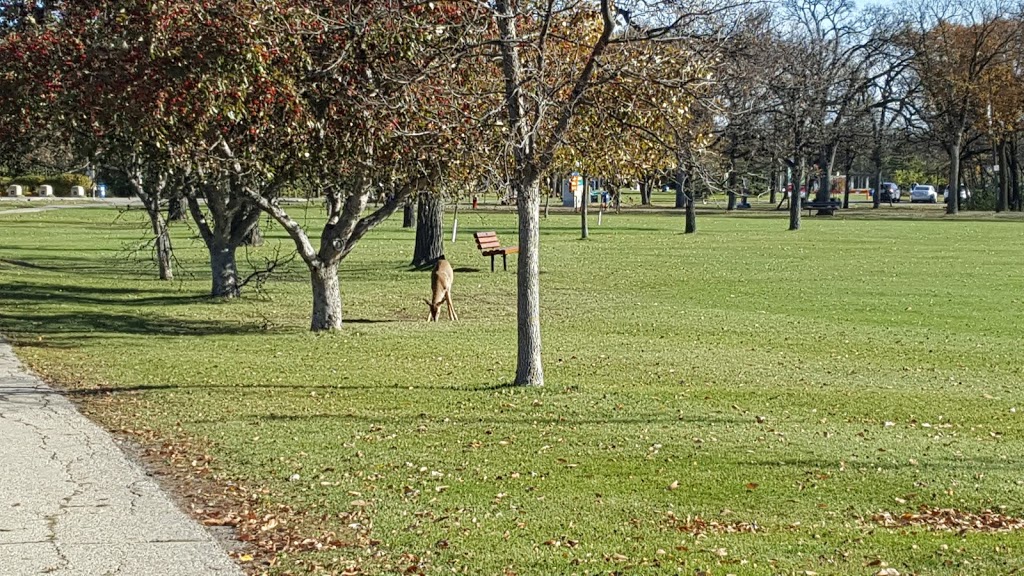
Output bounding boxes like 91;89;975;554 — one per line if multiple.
968;185;996;211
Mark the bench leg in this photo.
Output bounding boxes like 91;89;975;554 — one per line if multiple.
491;255;495;272
502;254;507;271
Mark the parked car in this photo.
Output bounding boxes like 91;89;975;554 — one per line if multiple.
909;185;938;203
943;186;970;202
880;182;901;202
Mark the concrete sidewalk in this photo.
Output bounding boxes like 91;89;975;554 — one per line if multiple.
0;340;243;576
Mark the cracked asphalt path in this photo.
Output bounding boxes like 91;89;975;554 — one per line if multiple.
0;340;243;576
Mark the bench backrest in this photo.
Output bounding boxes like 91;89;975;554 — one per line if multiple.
474;231;502;250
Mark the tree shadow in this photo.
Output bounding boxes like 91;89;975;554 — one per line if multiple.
345;318;395;324
0;311;267;345
0;281;207;308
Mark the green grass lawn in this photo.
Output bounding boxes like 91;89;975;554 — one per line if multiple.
1;204;1022;575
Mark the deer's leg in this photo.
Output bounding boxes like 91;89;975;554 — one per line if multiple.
446;291;458;321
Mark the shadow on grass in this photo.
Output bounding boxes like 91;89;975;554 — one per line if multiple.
66;381;513;396
0;281;207;307
0;311;266;345
345;318;395;324
0;257;146;278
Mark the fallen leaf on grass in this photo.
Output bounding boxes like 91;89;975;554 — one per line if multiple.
872;507;1024;533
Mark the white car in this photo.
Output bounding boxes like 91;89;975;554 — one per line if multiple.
943;187;970;202
910;185;938;203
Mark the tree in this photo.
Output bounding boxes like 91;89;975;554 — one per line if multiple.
488;0;730;384
227;1;485;330
905;0;1020;214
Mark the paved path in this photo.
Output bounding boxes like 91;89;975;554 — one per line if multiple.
0;198;138;215
0;340;243;576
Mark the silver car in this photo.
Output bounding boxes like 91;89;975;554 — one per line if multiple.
910;185;937;203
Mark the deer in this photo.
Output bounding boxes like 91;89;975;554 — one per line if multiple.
424;256;458;321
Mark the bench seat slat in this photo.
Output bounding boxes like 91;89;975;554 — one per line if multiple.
482;247;519;256
473;231;518;271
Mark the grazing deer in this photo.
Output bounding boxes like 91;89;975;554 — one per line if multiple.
425;256;458;321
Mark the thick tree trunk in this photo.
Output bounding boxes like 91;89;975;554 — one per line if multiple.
243;221;263;247
675;169;688;211
412;193;444;268
843;173;852;209
946;139;961;215
403;197;417;228
640;179;652;205
684;193;696;234
310;262;342;331
674;169;686;209
514;177;543;387
768;168;778;205
209;244;239;298
996;139;1009;213
580;177;589;239
789;161;804;231
167;195;186;222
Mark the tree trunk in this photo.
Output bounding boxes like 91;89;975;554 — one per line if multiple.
996;139;1009;213
946;139;961;215
684;192;696;234
640;179;652;205
167;195;186;222
769;167;778;205
310;262;342;331
403;197;417;228
726;166;737;211
843;173;852;209
209;244;239;298
674;169;686;209
154;220;173;280
816;145;837;215
1011;139;1021;211
242;221;263;247
872;147;883;209
789;160;804;231
142;202;174;281
580;177;589;239
514;177;543;387
412;192;444;268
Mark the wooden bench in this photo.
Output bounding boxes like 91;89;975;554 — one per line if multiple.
473;231;519;272
801;199;842;215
